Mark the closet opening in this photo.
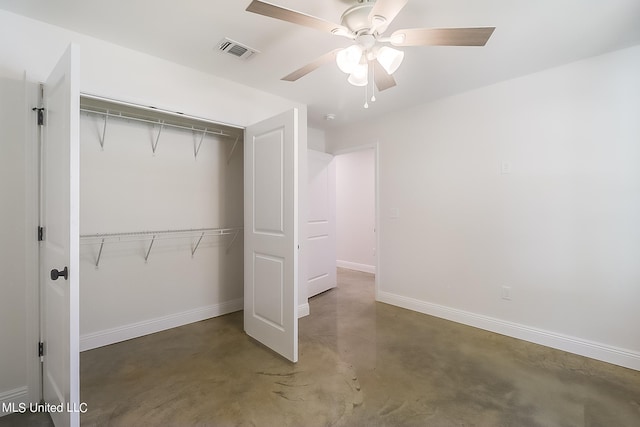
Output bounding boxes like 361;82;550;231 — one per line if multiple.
31;46;302;423
78;95;245;352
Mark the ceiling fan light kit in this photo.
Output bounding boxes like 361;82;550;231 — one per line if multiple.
246;0;495;108
375;46;404;75
336;45;364;73
335;32;403;92
347;62;369;87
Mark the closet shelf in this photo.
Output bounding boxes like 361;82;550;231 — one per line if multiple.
80;94;243;157
80;227;243;267
80;108;237;139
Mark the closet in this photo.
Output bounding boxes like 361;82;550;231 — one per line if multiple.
37;44;301;427
77;95;245;351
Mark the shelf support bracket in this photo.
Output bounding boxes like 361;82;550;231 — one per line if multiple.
95;238;105;268
152;121;164;154
194;128;207;158
226;135;240;164
144;235;156;262
99;113;108;150
191;232;205;257
226;229;240;254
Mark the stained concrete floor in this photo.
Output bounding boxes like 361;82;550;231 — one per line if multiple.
3;268;639;426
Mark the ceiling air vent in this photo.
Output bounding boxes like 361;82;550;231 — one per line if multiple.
217;38;259;60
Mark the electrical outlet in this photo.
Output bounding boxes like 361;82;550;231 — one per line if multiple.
501;286;512;301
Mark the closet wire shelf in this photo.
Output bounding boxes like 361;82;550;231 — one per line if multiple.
80;227;243;267
80;106;242;159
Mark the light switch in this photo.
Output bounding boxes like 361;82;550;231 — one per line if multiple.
390;208;400;219
500;161;512;174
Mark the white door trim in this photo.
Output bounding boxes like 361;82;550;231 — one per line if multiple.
22;76;43;406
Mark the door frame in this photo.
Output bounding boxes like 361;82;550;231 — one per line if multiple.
331;142;381;299
24;78;44;406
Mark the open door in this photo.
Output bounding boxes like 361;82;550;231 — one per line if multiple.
307;150;336;297
41;44;80;427
244;109;299;363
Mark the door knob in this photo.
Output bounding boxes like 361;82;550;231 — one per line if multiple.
50;267;68;281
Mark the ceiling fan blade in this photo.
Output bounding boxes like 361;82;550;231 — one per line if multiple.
391;27;496;46
368;0;408;33
372;60;397;92
246;0;350;37
282;49;342;82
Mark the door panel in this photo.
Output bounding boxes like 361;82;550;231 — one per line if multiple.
42;44;80;427
254;132;284;233
244;109;298;363
307;150;336;297
254;254;285;327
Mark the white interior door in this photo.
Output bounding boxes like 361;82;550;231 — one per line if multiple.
244;109;299;362
307;150;336;297
41;44;80;427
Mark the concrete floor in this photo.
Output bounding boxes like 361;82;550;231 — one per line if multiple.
0;412;53;427
3;268;639;426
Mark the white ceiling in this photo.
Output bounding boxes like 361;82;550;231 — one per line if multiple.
2;0;640;129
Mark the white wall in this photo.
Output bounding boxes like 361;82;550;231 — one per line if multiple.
0;78;28;411
335;149;376;274
0;9;307;407
308;127;326;152
326;45;640;370
0;11;302;127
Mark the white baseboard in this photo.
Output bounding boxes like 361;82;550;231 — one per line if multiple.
0;386;28;416
377;291;640;372
80;299;243;352
337;260;376;274
298;303;310;318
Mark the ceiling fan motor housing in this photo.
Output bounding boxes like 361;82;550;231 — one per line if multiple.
341;3;376;34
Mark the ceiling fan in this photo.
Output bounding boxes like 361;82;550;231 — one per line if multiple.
246;0;495;106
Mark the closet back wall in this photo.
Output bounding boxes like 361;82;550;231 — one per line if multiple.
79;110;243;351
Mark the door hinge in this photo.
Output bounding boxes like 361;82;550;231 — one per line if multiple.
38;342;45;358
32;107;45;126
37;226;45;241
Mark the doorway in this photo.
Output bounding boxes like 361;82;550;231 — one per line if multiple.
334;147;377;276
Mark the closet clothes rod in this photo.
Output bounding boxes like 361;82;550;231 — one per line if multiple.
80;227;243;241
81;227;243;267
80;108;239;139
